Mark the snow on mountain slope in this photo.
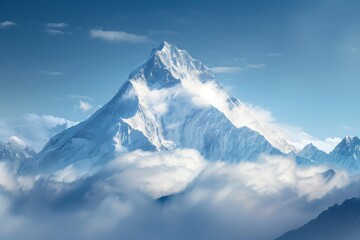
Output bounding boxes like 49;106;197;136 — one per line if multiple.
297;143;328;164
325;136;360;172
0;136;36;171
23;42;297;174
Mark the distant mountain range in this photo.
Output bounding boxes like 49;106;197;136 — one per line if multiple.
295;136;360;173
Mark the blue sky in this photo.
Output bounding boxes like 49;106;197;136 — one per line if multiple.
1;0;359;140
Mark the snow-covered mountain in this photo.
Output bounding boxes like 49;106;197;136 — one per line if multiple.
296;143;328;165
325;136;360;172
22;42;291;174
0;136;36;171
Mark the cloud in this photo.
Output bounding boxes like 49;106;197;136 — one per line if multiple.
147;30;178;35
66;95;93;100
267;52;283;57
340;125;352;131
0;148;357;240
43;22;69;35
90;29;149;43
44;28;64;35
246;63;266;69
96;149;207;198
210;66;242;74
210;64;265;74
45;22;68;28
0;113;77;151
0;21;17;29
173;18;191;24
79;100;93;112
36;70;64;75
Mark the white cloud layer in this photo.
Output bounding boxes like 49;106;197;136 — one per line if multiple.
90;29;149;43
0;149;358;240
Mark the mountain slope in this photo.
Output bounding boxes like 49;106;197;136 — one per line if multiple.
276;198;360;240
296;143;328;165
23;42;291;174
0;136;36;171
326;136;360;172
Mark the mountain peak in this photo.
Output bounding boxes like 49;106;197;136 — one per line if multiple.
336;136;360;149
326;136;360;171
298;142;327;163
157;41;172;51
129;41;215;89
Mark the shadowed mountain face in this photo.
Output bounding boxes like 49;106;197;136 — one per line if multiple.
276;198;360;240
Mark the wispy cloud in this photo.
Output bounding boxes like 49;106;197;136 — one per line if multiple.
44;22;69;35
267;52;283;57
36;70;64;76
147;30;178;35
246;63;266;69
0;21;17;29
173;18;191;24
44;28;65;35
210;66;242;74
67;95;93;100
90;28;149;43
79;100;93;112
339;125;352;131
45;22;68;28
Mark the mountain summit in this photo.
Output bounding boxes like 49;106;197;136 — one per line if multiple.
326;136;360;171
23;42;297;174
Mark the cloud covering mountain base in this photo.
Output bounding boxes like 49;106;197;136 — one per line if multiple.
0;149;358;240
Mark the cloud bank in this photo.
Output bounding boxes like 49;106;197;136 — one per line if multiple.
0;148;357;240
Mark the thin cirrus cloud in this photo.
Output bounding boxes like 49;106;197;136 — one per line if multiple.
210;64;266;74
44;28;65;35
44;22;68;35
36;70;64;76
267;52;283;57
0;21;17;29
90;28;150;43
246;63;266;69
66;95;93;100
45;22;68;28
210;66;242;74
